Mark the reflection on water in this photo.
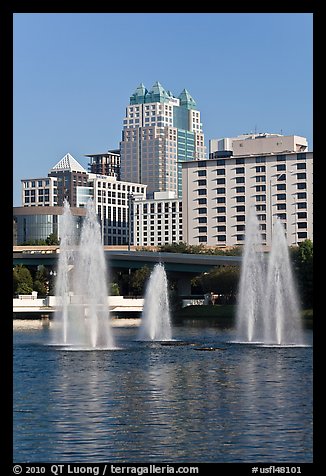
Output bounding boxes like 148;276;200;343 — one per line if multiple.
13;326;313;463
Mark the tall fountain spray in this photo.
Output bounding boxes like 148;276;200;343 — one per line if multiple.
263;219;304;345
138;263;172;341
54;200;76;345
236;209;266;343
54;199;114;349
235;213;304;346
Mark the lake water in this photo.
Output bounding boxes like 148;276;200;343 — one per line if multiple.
13;323;313;463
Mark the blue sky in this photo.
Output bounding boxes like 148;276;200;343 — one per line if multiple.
13;12;313;206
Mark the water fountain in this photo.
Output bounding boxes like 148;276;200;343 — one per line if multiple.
235;212;304;346
54;200;75;345
263;219;304;346
138;262;172;341
53;199;114;349
235;209;266;343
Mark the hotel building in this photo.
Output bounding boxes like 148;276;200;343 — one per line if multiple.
133;192;183;247
182;133;313;248
77;174;147;246
120;81;206;198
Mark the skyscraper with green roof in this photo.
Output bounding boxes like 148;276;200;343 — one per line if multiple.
120;81;206;197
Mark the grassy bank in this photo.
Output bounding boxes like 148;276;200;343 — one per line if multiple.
175;304;313;328
176;304;236;320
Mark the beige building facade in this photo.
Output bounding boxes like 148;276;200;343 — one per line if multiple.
182;134;313;248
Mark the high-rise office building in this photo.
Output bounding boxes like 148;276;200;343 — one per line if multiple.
48;153;89;207
120;81;206;198
85;149;121;179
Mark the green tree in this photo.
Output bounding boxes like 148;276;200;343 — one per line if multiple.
46;233;60;245
197;265;241;304
291;239;313;308
130;265;151;295
110;282;120;296
33;265;49;297
13;265;33;295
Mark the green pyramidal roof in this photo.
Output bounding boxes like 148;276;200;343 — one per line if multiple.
130;83;148;104
129;82;197;107
178;88;197;109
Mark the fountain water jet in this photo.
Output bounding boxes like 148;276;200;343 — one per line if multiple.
263;219;304;346
53;199;114;349
138;263;172;341
235;209;266;343
53;200;76;345
235;212;304;346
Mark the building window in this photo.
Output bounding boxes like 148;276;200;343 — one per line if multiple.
236;215;245;222
236;177;245;184
277;203;286;210
197;170;206;176
198;189;207;195
298;222;307;229
216;207;226;213
297;232;307;239
198;208;207;214
198;179;207;186
255;156;266;163
236;158;245;164
217;216;226;222
277;194;286;200
217;235;226;242
198;226;207;233
198;217;207;223
297;212;307;219
236;186;245;193
255;166;266;173
216;159;225;166
236;196;245;202
277;184;286;191
297;153;306;160
236;206;245;212
297;183;307;190
198;236;207;243
235;167;245;174
277;164;286;171
217;226;226;232
216;197;226;203
216;178;226;184
297;173;307;180
297;163;306;170
198;198;207;204
216;169;225;175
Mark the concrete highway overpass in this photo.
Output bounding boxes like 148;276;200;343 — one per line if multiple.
13;246;242;295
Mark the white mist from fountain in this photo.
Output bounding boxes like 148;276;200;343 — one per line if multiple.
54;199;114;349
235;209;266;343
54;200;76;345
235;213;304;346
263;219;304;346
138;263;172;341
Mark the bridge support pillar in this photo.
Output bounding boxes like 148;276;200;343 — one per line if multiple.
176;275;192;296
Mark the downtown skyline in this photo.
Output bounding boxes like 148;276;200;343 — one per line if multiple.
13;12;313;206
